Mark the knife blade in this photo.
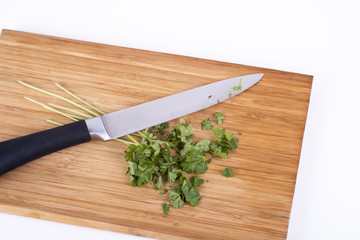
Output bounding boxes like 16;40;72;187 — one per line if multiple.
0;73;263;175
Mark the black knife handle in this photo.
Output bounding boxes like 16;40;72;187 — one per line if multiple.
0;120;91;176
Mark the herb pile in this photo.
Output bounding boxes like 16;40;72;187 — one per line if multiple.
18;81;240;217
125;114;238;216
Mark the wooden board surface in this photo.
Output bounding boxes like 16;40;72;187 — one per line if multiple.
0;29;312;239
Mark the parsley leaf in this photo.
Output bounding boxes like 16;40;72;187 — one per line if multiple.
194;139;210;152
160;188;167;195
182;184;201;206
222;168;234;178
168;189;185;208
210;127;239;159
178;119;194;141
162;203;169;217
201;117;214;130
168;169;183;183
152;123;169;135
180;149;208;174
154;174;164;190
189;176;204;188
214;112;224;124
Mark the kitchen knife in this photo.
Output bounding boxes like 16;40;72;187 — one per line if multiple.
0;73;264;176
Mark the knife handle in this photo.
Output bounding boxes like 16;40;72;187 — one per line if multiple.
0;120;91;176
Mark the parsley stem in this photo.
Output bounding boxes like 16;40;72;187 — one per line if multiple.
45;119;64;126
48;103;92;118
55;83;106;115
126;134;141;146
25;97;78;121
18;81;100;117
137;131;153;142
20;81;140;145
114;138;133;145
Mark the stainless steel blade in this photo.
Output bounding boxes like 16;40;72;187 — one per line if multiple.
85;73;263;140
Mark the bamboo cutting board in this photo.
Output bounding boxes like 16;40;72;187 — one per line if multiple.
0;29;312;239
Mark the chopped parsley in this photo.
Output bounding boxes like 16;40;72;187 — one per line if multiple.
201;117;214;130
210;127;238;158
214;112;224;124
124;114;239;216
162;203;169;217
174;223;179;227
222;168;234;178
208;95;212;99
233;79;242;91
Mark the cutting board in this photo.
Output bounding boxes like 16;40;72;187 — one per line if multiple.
0;29;312;239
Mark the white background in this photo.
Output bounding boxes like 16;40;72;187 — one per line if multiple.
0;0;359;239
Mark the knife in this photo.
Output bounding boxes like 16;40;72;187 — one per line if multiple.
0;73;264;176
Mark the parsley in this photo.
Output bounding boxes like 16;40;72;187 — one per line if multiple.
162;203;169;217
222;168;234;178
168;175;203;207
152;123;169;135
208;95;212;99
174;223;179;227
232;79;242;91
214;112;224;124
180;149;208;174
124;115;239;216
210;127;239;159
160;188;167;195
201;117;214;130
168;188;185;208
228;92;233;97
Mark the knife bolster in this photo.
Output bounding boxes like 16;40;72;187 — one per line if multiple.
85;117;112;141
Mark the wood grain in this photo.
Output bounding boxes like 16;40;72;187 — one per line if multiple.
0;29;312;239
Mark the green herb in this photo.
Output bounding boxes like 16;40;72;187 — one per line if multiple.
214;112;224;124
162;203;169;217
160;188;167;195
152;122;169;135
222;168;234;178
210;127;239;159
232;79;242;91
201;117;214;130
238;132;242;135
208;95;212;99
174;223;179;227
228;92;233;97
217;99;220;103
124;118;238;212
170;176;203;207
